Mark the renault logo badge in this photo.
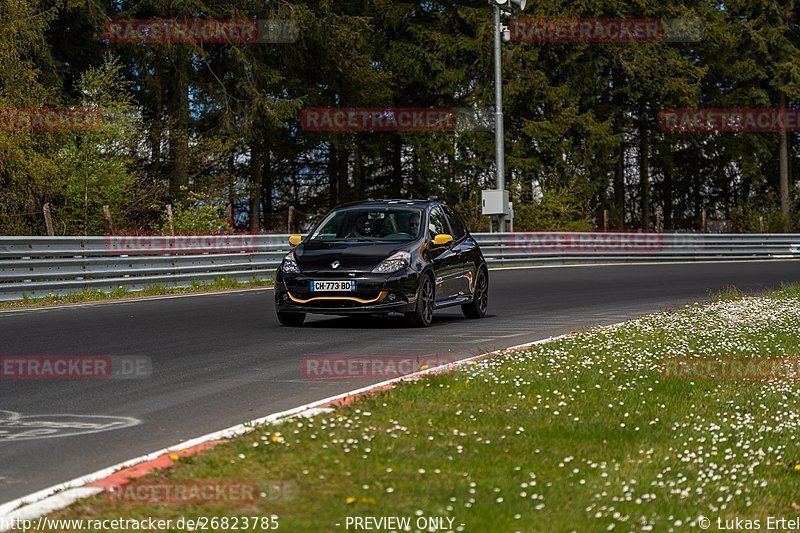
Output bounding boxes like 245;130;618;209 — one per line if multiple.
331;261;340;269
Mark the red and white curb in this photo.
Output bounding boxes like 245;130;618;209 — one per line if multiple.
0;331;587;526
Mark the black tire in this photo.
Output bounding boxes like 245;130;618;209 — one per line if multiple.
405;274;435;327
277;311;306;327
462;268;488;319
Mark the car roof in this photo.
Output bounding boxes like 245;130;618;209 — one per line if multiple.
335;199;438;209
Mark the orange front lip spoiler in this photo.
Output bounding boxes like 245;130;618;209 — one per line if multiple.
287;291;389;304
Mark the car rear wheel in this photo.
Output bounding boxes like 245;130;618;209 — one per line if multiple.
405;275;434;327
277;311;306;327
462;268;488;319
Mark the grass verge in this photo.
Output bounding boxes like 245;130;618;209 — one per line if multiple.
0;277;273;309
41;284;800;532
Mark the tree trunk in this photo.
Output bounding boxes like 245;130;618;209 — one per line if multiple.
148;60;164;180
337;144;350;204
780;92;791;231
612;64;625;230
249;142;262;233
261;148;273;216
614;142;625;229
639;100;651;231
391;135;403;197
228;154;236;229
663;154;673;230
149;120;162;177
328;142;339;207
169;50;190;202
354;139;364;199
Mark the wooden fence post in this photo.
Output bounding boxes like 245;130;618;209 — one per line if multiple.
102;205;114;235
43;203;55;236
166;204;175;236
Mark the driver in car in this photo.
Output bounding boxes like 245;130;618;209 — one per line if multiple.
408;213;420;237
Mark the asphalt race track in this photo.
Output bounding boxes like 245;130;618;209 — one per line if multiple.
1;261;800;503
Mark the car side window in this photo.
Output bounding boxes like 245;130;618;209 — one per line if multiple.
444;206;467;240
428;207;450;240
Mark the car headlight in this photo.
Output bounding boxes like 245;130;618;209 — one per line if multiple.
281;251;300;274
372;251;411;274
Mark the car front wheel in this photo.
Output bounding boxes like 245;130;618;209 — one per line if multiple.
405;275;434;327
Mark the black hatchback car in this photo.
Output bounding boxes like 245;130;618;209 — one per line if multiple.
275;200;489;327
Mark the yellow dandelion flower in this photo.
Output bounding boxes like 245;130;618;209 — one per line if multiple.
345;497;356;504
420;364;429;370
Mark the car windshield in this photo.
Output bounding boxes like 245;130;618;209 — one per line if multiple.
309;207;423;242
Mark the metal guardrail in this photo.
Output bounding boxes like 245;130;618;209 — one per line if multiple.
0;232;798;301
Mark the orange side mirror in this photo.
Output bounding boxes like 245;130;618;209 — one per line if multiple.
432;234;453;246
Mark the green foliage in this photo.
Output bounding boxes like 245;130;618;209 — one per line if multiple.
0;0;61;234
162;190;232;233
513;188;596;232
1;1;800;234
57;56;151;235
729;193;791;233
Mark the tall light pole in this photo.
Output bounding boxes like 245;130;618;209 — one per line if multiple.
490;0;526;232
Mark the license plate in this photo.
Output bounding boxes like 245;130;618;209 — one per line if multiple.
310;280;356;292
